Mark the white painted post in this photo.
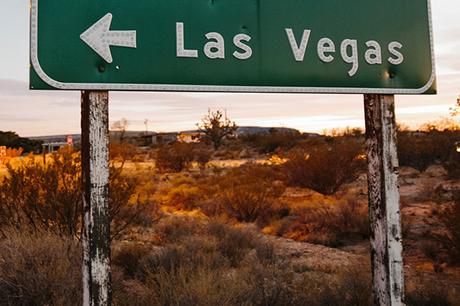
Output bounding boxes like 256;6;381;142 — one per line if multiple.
364;94;404;306
81;91;111;306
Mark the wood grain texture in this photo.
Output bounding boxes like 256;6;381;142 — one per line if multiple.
81;91;111;306
364;94;404;306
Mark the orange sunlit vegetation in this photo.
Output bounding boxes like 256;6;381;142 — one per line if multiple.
0;115;459;304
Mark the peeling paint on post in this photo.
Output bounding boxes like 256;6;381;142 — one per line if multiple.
364;94;404;306
81;91;111;306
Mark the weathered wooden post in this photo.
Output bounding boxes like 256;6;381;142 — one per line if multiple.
81;91;111;306
364;94;404;306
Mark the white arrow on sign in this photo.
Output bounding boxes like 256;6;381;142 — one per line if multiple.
80;13;137;64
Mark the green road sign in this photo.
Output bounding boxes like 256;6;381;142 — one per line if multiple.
30;0;436;94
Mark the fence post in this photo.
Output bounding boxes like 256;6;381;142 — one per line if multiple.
364;94;404;306
81;91;111;306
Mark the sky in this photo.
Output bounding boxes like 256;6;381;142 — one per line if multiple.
0;1;459;137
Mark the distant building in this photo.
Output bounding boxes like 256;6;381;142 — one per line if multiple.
42;142;68;153
66;135;74;146
152;133;178;145
178;131;204;143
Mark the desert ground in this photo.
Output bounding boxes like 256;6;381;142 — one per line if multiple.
0;128;459;305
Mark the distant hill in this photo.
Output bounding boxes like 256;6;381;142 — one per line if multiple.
235;126;299;136
29;127;311;143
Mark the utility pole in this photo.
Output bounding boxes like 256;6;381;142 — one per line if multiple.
144;119;149;135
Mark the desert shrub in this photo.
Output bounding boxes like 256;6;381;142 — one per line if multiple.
0;227;374;306
161;183;203;210
439;192;460;264
112;221;292;306
113;243;151;278
2;216;456;306
325;127;364;137
286;198;368;247
6;147;23;158
398;131;459;171
415;181;446;203
0;229;81;306
405;277;457;306
421;240;440;261
337;261;372;306
155;216;204;243
445;148;460;179
124;266;244;306
147;238;229;274
109;175;155;240
209;222;278;264
216;164;286;223
155;142;194;172
239;262;297;305
0;148;153;239
282;140;365;195
0;149;82;235
293;261;371;306
110;142;138;165
193;145;213;170
243;260;372;306
240;129;302;154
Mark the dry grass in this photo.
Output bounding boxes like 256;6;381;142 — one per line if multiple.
0;229;82;306
405;275;460;306
1;130;459;305
1;218;459;306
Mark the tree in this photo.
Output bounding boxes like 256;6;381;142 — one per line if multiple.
0;131;42;153
197;110;238;150
111;118;129;142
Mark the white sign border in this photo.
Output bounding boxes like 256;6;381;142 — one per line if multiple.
30;0;436;94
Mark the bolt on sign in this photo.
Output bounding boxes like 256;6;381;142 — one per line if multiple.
30;0;435;94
